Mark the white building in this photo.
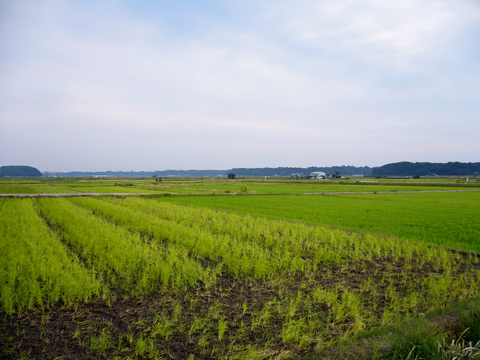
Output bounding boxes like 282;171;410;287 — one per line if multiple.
309;171;326;179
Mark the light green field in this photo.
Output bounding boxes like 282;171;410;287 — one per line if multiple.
1;176;478;194
157;191;480;253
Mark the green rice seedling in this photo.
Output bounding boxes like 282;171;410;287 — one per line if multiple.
88;328;113;354
242;299;248;316
360;277;374;293
382;308;397;326
134;334;148;357
197;333;212;349
313;286;338;308
234;321;249;342
173;303;183;323
281;318;307;346
218;318;228;341
259;301;274;326
118;325;135;350
151;316;175;340
189;315;209;338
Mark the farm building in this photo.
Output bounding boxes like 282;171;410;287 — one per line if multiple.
309;171;326;179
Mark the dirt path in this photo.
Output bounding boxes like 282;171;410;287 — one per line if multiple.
305;189;480;195
1;189;480;198
0;193;157;198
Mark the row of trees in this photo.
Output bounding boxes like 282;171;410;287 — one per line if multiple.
372;162;480;176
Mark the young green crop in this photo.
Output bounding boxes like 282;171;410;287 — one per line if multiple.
3;194;480;359
70;197;308;278
104;196;466;274
36;198;214;293
0;199;104;313
157;192;480;252
0;185;38;194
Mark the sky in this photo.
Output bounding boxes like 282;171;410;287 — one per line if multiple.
1;0;480;172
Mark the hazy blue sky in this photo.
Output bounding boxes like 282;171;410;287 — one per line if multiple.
1;0;479;172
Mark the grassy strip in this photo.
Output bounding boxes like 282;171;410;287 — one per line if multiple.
333;295;480;360
2;177;477;195
0;199;104;314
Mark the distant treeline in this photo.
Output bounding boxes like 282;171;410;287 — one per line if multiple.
230;166;373;177
3;162;478;178
47;166;372;178
52;170;225;178
372;162;480;176
0;166;42;177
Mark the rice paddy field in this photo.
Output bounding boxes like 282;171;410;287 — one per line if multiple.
159;192;480;253
1;177;480;359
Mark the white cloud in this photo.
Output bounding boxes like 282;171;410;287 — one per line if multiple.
1;0;479;170
265;0;480;66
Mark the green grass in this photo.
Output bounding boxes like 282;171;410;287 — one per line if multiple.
156;192;480;253
159;181;479;194
1;177;478;195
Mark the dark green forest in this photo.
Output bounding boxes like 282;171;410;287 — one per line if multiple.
372;162;480;176
0;166;42;177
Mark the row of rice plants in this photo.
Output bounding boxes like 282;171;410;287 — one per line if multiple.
101;197;361;265
0;199;104;313
28;183;78;194
111;198;480;314
69;198;480;318
159;192;480;252
36;198;215;294
0;184;38;194
104;197;471;274
69;197;307;278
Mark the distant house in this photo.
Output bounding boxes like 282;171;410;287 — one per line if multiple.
309;171;326;179
291;173;304;178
